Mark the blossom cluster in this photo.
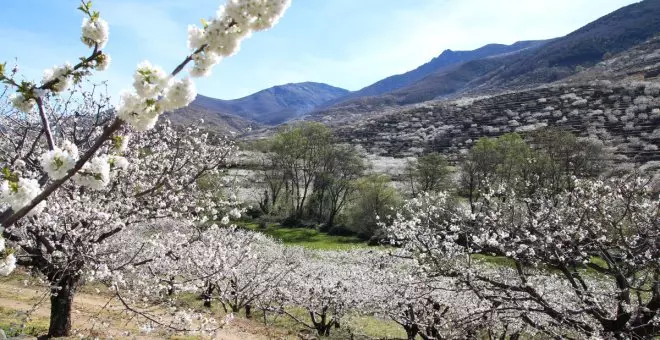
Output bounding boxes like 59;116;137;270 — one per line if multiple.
81;16;109;49
0;238;16;276
72;155;111;189
0;177;43;214
39;141;79;180
9;93;36;114
8;4;111;115
43;63;74;93
116;0;290;131
117;63;196;131
187;0;291;77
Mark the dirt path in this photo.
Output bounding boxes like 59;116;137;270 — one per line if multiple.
0;281;291;339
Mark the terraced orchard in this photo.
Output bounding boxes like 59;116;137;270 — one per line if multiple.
336;81;660;167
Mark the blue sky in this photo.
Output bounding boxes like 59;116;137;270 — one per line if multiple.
0;0;639;100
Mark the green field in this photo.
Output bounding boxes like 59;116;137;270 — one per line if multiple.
237;222;372;250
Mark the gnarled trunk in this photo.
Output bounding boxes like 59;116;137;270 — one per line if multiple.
47;276;77;337
202;281;214;308
404;324;419;340
310;308;334;336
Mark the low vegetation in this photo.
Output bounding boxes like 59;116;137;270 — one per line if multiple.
238;222;366;250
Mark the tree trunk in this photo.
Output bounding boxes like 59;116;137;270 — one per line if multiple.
315;323;331;337
202;282;214;308
311;310;333;337
326;211;336;229
167;276;175;296
47;277;76;337
405;325;419;340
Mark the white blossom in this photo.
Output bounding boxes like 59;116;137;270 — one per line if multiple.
39;141;79;180
0;254;16;276
139;323;153;334
42;63;73;93
0;178;42;213
73;156;110;189
160;77;196;111
108;155;129;170
187;25;206;50
132;61;170;98
95;53;111;71
117;134;131;153
81;17;109;49
189;51;221;78
186;0;290;77
9;93;36;113
228;208;241;219
117;91;161;131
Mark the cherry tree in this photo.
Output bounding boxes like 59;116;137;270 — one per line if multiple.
385;175;659;338
0;99;239;335
177;225;300;317
101;222;300;334
366;255;493;340
0;0;291;337
270;249;382;337
90;219;235;336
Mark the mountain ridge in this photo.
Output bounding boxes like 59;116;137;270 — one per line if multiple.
170;82;349;126
169;0;660;130
306;0;660;119
323;40;549;108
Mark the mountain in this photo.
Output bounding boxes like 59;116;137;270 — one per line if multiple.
333;40;548;102
309;0;660;118
480;0;660;89
190;82;349;125
164;101;261;135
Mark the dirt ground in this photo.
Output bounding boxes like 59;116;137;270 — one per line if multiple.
0;280;295;339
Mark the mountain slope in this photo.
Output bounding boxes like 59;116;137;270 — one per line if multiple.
483;0;660;88
163;101;261;135
397;0;660;101
331;40;547;105
192;82;349;125
310;0;660;117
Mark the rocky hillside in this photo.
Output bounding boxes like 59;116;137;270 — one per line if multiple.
334;80;660;170
568;35;660;82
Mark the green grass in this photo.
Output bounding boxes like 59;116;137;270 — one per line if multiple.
0;306;49;337
472;253;516;268
252;306;407;340
237;222;371;250
346;314;407;339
